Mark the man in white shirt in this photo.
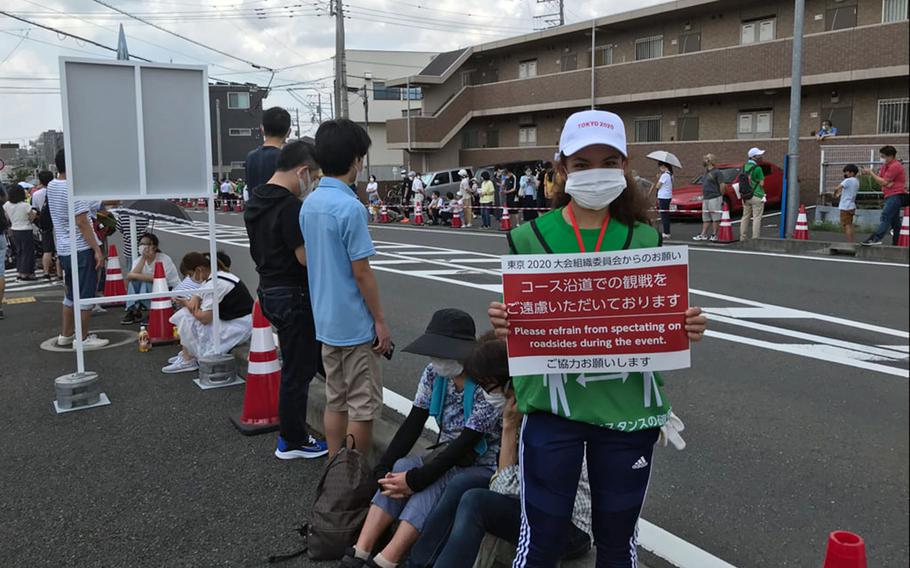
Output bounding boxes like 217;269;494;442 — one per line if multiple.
219;178;235;207
45;149;109;349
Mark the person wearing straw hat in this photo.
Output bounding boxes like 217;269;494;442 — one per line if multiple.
341;309;503;568
487;110;706;567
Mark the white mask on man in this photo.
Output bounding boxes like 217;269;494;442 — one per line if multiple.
564;168;627;210
430;358;463;378
482;389;506;410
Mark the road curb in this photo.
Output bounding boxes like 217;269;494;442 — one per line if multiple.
734;237;909;262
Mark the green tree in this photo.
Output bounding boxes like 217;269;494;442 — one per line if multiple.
9;165;33;186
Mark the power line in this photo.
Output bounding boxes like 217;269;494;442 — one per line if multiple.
0;11;152;61
90;0;276;72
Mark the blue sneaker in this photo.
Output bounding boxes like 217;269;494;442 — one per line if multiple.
275;434;328;459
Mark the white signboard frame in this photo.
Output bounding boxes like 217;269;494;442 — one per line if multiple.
60;57;213;201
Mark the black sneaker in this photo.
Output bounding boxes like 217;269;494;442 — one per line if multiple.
120;308;139;325
861;237;883;246
338;549;366;568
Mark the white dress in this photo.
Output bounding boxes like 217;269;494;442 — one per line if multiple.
170;273;252;359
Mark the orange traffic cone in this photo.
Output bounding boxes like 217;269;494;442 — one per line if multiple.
822;531;867;568
499;206;512;231
414;203;424;225
102;244;127;306
221;199;231;212
897;207;909;248
230;300;281;435
793;204;810;240
715;202;735;243
196;198;205;210
234;200;244;213
452;208;463;229
147;261;177;345
380;204;389;223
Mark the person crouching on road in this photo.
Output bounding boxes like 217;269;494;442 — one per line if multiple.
340;309;503;568
408;331;592;568
121;232;181;325
488;109;707;567
162;252;254;374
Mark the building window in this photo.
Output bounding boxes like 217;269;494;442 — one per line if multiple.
594;46;613;66
228;128;252;136
373;81;401;101
820;107;853;135
883;0;908;22
677;116;699;141
679;32;701;54
402;86;422;100
877;97;909;133
635;36;664;60
561;53;578;72
485;129;500;148
461;70;475;87
826;5;857;30
737;110;773;138
741;17;776;44
462;130;479;149
518;59;538;79
227;91;250;109
634;117;661;142
519;126;538;147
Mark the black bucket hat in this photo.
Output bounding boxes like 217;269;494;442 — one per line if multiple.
403;308;477;361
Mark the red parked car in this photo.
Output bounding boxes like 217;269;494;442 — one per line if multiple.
668;162;783;218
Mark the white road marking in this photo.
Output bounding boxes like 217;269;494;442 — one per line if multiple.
2;269;59;293
638;520;736;568
689;246;908;268
883;344;910;353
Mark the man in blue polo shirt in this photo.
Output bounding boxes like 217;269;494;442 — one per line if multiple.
300;119;392;458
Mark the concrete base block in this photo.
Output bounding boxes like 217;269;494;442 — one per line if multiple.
195;354;243;389
194;376;245;390
54;393;111;414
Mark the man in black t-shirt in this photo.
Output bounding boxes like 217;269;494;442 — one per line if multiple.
244;140;327;459
244;107;291;190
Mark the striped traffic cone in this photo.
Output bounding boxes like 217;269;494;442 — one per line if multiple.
452;208;463;229
221;199;231;212
414;202;424;225
230;300;281;435
793;204;810;240
380;204;389;223
102;245;127;306
233;200;244;213
147;261;177;345
715;202;735;243
499;206;512;231
897;207;909;248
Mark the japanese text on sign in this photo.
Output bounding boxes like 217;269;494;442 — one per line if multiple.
502;246;690;375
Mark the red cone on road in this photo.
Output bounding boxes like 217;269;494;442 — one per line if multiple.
822;531;867;568
499;206;511;231
414;202;424;225
793;204;810;240
452;208;463;229
715;203;735;243
234;200;244;213
221;199;231;212
102;244;126;306
380;204;389;223
147;261;176;345
230;300;281;435
897;207;909;248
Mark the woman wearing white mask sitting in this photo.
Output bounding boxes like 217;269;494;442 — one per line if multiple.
340;309;503;568
488;110;707;567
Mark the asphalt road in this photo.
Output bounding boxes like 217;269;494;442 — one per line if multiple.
140;209;910;567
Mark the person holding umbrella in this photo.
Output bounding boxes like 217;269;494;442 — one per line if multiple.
646;151;681;240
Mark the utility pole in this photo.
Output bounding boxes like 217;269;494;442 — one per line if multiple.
215;97;223;179
534;0;564;29
362;83;370;177
785;0;805;237
317;92;323;123
332;0;349;118
295;107;300;139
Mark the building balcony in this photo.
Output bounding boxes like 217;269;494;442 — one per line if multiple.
387;21;908;149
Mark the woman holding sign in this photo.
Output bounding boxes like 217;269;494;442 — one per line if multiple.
488;110;706;568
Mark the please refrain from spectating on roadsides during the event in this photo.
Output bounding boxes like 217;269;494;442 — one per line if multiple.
501;245;690;376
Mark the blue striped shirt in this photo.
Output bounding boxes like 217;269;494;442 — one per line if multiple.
46;178;95;256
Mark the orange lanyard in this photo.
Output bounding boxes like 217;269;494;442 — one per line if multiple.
567;204;610;253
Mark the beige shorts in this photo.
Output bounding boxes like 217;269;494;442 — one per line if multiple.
702;197;723;221
322;342;383;421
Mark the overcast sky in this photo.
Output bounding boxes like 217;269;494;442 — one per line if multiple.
0;0;666;145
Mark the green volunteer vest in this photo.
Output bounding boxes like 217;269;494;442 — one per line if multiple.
507;208;672;432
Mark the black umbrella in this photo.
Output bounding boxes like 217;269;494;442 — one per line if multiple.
115;200;194;225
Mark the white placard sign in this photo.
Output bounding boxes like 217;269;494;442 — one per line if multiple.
60;57;212;200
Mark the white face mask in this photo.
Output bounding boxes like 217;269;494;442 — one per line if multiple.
298;170;313;200
564;168;627;211
482;389;506;410
430;358;463;378
139;244;152;256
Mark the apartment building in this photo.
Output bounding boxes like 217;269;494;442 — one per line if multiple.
208;82;267;180
344;49;437;180
386;0;909;196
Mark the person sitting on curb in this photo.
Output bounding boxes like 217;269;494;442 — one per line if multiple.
407;332;592;568
162;252;253;374
339;309;503;568
121;232;181;325
427;191;442;225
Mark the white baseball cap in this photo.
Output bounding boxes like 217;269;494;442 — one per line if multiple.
559;110;627;158
748;147;766;158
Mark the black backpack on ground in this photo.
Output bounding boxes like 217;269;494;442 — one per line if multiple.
268;436;375;563
736;163;756;201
